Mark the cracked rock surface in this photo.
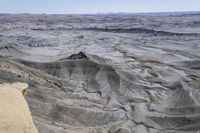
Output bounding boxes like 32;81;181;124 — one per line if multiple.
0;13;200;133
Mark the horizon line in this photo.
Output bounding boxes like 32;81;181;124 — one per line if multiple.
0;10;200;15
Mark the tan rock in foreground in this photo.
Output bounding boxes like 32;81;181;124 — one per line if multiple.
0;82;38;133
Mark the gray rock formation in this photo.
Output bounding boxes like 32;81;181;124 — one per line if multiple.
0;13;200;133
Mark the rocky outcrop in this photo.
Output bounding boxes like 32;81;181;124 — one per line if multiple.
0;82;38;133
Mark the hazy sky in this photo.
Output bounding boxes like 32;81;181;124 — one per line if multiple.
0;0;199;14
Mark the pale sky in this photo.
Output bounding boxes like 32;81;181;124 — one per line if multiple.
0;0;199;14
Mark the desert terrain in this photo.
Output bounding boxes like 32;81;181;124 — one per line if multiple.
0;13;200;133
